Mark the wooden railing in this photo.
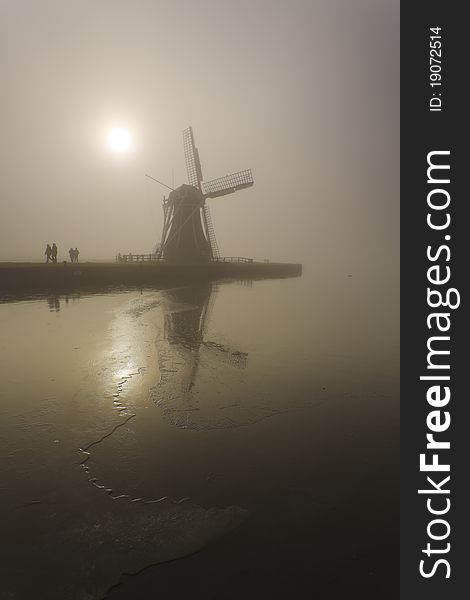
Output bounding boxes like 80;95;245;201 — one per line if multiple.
115;254;254;264
116;254;161;262
211;256;253;263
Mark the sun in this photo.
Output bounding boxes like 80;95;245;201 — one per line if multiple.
107;127;132;153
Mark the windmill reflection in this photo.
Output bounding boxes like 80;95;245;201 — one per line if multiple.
162;283;247;394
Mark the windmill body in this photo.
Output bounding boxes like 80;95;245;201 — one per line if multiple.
161;185;210;262
156;127;254;263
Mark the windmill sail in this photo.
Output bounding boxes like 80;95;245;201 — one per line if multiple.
202;205;220;258
183;126;204;189
202;169;254;199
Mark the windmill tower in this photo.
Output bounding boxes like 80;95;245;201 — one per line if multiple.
157;127;254;262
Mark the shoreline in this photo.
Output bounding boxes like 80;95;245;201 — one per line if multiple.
0;260;302;294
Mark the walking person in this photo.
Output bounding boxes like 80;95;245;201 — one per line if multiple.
69;248;74;263
45;244;52;263
51;243;58;264
74;248;80;263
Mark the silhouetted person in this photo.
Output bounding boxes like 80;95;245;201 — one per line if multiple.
51;243;58;264
74;248;79;263
45;244;52;263
69;247;74;263
47;296;60;312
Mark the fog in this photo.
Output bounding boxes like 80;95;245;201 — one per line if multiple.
0;0;399;270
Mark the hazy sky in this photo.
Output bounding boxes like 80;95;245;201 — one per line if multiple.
0;0;399;267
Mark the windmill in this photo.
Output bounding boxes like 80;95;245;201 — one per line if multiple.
151;127;254;262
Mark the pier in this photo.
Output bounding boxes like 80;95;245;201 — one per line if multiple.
0;260;302;296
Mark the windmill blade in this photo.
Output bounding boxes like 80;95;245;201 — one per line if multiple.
202;341;248;369
202;169;254;199
183;126;204;189
202;205;220;258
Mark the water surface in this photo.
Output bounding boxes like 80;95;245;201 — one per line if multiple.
0;269;398;598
